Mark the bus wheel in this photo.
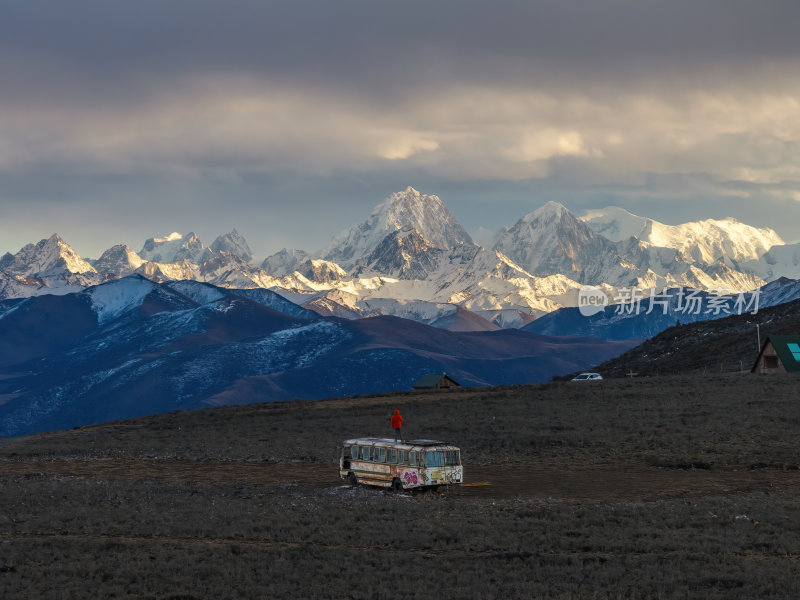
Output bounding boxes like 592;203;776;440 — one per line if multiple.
348;472;358;487
391;478;404;493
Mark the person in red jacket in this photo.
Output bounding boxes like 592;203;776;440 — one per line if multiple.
391;409;403;442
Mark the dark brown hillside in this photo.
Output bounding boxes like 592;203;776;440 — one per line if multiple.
592;297;800;377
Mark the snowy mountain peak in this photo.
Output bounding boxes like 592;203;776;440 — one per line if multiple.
93;245;145;277
2;234;96;277
380;189;473;248
493;203;637;285
580;206;652;241
139;231;206;264
514;202;579;232
210;229;253;263
261;248;311;277
581;206;784;265
523;201;568;222
293;258;348;283
324;187;474;267
156;232;183;243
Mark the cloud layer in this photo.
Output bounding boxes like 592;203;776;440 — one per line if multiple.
2;1;800;255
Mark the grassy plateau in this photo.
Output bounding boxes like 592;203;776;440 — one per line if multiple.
2;373;800;598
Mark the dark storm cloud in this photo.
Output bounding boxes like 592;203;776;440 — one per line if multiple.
3;0;800;103
3;1;800;256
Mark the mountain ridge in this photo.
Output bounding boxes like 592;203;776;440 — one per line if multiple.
581;206;783;267
2;189;796;331
0;275;636;435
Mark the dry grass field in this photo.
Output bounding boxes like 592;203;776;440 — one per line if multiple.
2;373;800;598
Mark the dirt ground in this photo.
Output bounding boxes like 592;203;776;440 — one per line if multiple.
2;455;799;503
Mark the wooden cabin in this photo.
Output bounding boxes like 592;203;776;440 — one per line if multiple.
751;335;800;374
412;373;461;390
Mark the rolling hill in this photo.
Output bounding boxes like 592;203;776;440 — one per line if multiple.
588;297;800;377
0;275;635;435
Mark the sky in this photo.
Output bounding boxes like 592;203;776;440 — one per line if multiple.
2;0;800;260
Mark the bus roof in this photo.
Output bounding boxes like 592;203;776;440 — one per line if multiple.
343;437;458;449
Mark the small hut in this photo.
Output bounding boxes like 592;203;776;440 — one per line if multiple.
412;373;461;390
751;335;800;374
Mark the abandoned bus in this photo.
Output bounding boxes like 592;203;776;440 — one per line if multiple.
340;438;463;491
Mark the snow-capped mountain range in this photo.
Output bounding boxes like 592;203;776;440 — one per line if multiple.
582;206;782;268
1;186;796;330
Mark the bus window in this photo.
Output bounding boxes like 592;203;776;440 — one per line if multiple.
374;447;386;463
398;450;407;465
350;445;358;459
409;451;418;466
445;450;461;465
387;449;397;463
425;451;445;468
361;447;371;461
343;445;352;459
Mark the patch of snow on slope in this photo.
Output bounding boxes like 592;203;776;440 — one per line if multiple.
208;298;239;313
0;299;27;321
359;298;457;322
85;277;157;325
85;359;143;387
165;280;226;305
167;321;350;402
253;321;347;368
